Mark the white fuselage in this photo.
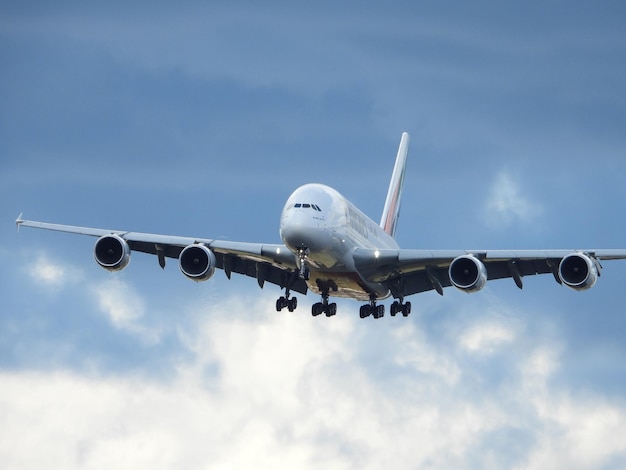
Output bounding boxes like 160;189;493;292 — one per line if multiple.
280;184;399;300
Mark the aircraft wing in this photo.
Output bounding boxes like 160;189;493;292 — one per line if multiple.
16;217;308;294
353;248;626;297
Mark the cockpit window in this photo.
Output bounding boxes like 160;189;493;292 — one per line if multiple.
294;203;322;211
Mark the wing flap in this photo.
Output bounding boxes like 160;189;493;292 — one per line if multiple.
215;254;307;294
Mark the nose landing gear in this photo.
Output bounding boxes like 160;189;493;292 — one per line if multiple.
297;247;310;281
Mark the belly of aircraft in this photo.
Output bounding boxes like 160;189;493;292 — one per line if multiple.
306;269;390;301
292;224;392;301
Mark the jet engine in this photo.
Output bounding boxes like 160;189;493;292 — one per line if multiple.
449;255;488;293
558;253;598;291
94;234;131;271
179;244;217;281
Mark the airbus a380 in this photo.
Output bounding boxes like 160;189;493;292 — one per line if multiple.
16;133;626;319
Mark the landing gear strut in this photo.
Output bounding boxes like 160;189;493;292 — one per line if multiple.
359;295;385;319
312;289;337;317
297;247;310;281
276;246;312;313
276;269;300;313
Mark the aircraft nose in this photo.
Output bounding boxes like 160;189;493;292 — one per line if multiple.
280;206;330;252
280;220;315;252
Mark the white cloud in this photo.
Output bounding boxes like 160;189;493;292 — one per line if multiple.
91;278;158;343
391;323;461;384
458;321;516;355
523;398;626;469
518;348;626;468
485;171;542;228
28;254;74;287
1;294;625;469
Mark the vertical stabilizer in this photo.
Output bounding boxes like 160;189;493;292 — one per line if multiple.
380;132;410;238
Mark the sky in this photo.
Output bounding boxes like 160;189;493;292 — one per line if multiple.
1;1;626;468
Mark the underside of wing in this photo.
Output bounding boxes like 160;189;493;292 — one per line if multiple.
354;248;626;298
128;237;308;295
16;218;307;295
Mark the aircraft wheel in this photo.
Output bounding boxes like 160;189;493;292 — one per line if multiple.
288;297;297;312
402;302;411;316
374;305;385;319
359;305;371;318
312;303;324;316
390;301;399;316
276;297;286;312
325;303;337;317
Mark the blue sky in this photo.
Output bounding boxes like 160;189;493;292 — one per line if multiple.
2;2;626;468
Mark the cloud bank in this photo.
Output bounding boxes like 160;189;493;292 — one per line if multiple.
1;292;625;469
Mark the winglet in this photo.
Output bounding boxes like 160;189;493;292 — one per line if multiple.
15;213;24;232
380;132;410;238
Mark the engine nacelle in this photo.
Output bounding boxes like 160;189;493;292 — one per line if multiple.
449;255;488;293
558;253;598;291
94;234;131;272
179;244;217;281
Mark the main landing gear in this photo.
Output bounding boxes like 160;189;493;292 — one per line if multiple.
276;294;297;312
276;271;300;313
277;248;309;313
311;290;337;317
390;299;412;317
359;296;412;319
359;295;385;319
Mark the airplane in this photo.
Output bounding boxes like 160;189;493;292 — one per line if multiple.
16;132;626;319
